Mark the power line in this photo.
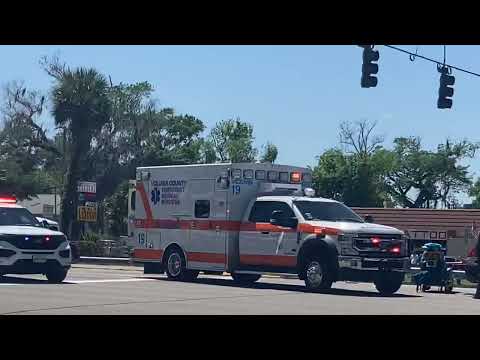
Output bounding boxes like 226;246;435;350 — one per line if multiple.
384;45;480;78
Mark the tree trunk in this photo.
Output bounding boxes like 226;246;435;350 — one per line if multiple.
61;135;86;242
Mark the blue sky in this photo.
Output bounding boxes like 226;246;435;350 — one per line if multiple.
1;45;479;199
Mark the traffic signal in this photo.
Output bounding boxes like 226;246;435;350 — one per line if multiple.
437;67;455;109
360;45;380;88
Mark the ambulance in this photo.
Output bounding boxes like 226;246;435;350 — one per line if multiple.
0;195;71;282
130;163;410;294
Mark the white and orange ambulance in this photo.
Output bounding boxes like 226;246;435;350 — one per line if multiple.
130;163;410;294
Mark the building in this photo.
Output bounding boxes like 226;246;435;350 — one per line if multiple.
353;207;480;258
18;194;61;222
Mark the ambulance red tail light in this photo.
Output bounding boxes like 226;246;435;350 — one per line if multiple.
290;172;301;183
0;196;17;204
468;247;477;257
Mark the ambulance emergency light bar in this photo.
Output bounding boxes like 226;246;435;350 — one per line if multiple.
231;168;311;185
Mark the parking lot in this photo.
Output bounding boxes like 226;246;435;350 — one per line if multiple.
0;264;478;315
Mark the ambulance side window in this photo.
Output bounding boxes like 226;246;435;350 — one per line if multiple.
130;191;136;211
249;201;295;223
195;200;210;218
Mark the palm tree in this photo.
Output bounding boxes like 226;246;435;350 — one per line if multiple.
51;68;111;241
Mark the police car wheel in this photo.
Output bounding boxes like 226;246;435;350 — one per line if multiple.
231;273;261;285
45;267;68;283
304;257;333;292
374;272;404;295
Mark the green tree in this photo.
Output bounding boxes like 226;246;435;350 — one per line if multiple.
103;181;129;237
0;82;59;199
208;118;257;162
312;149;349;201
86;82;205;204
469;179;480;208
313;120;390;207
49;66;112;241
384;137;478;208
260;142;278;163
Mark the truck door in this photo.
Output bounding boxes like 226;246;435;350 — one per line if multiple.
187;179;228;272
239;201;297;270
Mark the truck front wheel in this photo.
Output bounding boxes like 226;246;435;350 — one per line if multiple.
164;247;199;282
303;257;334;292
374;272;404;295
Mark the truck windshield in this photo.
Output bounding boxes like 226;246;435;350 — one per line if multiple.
0;208;42;227
293;201;364;223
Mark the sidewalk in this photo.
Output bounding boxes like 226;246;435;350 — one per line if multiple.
74;257;294;279
76;256;138;266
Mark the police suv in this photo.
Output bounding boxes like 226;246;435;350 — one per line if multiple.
0;196;71;282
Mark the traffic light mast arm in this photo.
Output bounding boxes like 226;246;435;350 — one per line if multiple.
384;45;480;78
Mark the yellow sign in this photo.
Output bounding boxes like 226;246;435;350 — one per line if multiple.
77;206;97;222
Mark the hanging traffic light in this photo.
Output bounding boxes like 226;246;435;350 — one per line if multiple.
437;66;455;109
360;45;379;88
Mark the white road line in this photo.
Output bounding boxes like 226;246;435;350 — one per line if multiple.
0;278;156;286
67;278;156;284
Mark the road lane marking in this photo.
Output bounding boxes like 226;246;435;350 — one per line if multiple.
0;278;157;286
68;278;156;284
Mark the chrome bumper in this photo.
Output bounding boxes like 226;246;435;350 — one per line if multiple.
338;256;410;272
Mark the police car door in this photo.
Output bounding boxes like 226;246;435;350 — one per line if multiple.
188;179;227;272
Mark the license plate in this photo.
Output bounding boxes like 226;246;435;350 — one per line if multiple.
32;256;47;263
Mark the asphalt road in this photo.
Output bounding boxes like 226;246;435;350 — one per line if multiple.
0;264;479;315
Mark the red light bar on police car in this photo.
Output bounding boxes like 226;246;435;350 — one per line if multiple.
0;196;17;204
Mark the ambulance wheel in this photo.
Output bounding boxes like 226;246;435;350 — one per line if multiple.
303;256;333;292
231;273;261;285
374;272;404;295
164;247;198;282
45;267;68;283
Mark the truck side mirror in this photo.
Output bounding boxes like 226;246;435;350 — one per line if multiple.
364;215;374;223
270;211;283;226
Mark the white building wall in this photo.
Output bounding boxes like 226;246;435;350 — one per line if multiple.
18;194;61;220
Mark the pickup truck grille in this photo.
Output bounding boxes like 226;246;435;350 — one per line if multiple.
0;234;66;250
353;234;405;257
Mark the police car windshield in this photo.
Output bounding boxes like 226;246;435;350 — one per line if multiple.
294;201;364;223
0;208;41;227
